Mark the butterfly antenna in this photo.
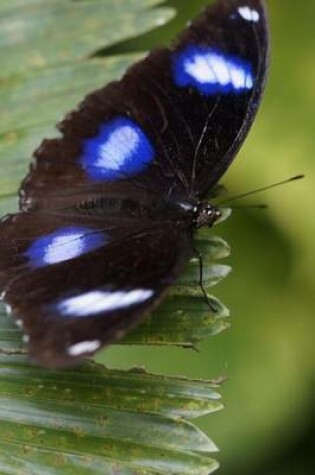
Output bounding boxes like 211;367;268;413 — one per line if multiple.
227;204;269;210
216;175;304;206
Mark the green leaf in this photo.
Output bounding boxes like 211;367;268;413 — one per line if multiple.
0;1;231;473
0;355;221;474
0;0;171;76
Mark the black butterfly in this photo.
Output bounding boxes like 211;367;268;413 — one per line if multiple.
0;0;269;367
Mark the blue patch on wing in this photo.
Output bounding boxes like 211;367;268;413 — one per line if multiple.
25;226;107;268
173;45;254;95
80;117;154;181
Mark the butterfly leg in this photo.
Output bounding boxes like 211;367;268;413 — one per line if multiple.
192;246;217;314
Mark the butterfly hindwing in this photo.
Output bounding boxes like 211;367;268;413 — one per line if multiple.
0;211;190;366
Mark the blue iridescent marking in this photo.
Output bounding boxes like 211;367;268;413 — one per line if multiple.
80;117;154;181
173;45;254;95
25;226;107;268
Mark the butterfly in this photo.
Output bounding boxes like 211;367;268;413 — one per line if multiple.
0;0;269;367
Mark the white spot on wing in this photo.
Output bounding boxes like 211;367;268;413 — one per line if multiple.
96;125;140;171
238;6;260;22
67;340;101;357
209;55;230;85
25;226;106;268
81;117;154;181
44;232;85;265
182;51;252;90
184;54;216;84
58;289;154;318
230;67;245;89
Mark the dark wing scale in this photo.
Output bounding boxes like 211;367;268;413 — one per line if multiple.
0;212;190;367
21;0;268;210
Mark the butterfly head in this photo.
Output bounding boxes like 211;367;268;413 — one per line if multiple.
194;203;221;229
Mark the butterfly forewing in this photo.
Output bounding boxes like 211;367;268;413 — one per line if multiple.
21;0;268;210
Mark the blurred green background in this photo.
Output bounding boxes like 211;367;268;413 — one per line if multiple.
99;1;315;474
